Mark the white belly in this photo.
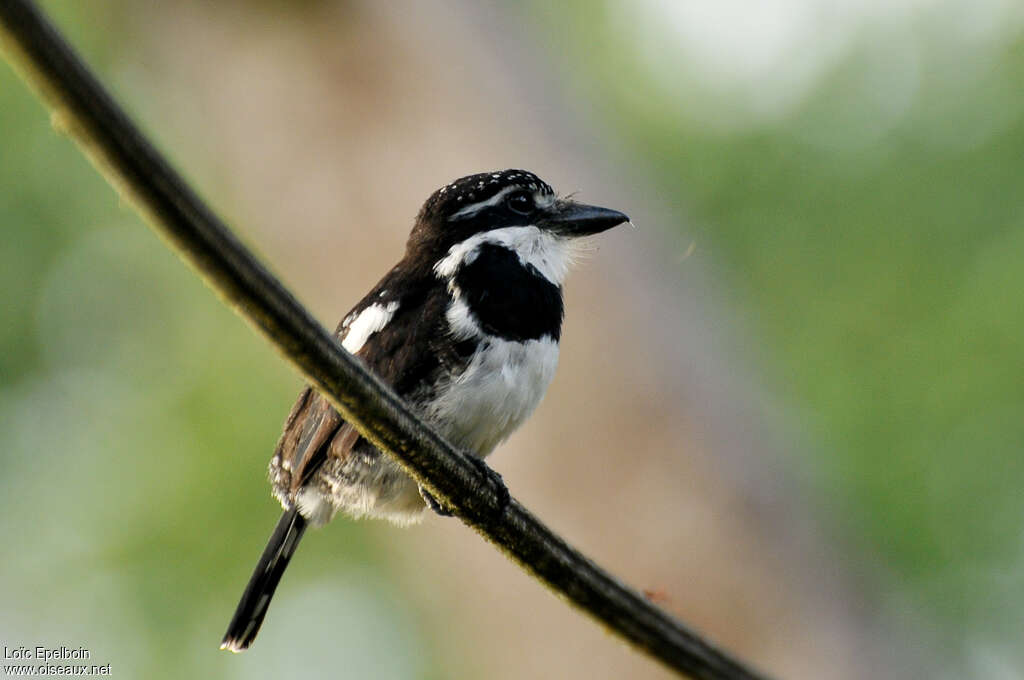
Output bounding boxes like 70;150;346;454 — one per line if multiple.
426;336;559;456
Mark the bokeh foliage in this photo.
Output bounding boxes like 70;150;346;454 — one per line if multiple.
531;0;1024;668
3;1;1024;677
1;5;426;679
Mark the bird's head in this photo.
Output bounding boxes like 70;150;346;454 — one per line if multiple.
407;170;628;284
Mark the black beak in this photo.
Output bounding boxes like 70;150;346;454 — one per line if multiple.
543;200;629;237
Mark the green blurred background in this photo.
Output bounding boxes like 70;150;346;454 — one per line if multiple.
2;1;1023;678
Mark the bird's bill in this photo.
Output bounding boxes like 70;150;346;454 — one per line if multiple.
543;200;629;237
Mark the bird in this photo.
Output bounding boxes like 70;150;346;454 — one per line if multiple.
220;169;628;652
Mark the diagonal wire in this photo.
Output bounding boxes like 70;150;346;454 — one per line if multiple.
0;2;775;679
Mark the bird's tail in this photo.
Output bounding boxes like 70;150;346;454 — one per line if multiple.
220;509;307;652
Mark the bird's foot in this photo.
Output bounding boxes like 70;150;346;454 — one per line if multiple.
466;455;511;518
418;456;510;520
419;485;453;517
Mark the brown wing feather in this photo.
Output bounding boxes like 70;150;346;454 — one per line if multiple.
267;261;459;508
269;387;342;505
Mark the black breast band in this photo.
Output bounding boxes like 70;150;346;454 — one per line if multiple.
454;243;564;342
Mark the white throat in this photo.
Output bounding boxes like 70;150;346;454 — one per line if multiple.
433;226;573;286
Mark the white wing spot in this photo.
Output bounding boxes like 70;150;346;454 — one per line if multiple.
341;301;400;354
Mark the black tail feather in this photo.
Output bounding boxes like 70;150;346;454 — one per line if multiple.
220;509;307;652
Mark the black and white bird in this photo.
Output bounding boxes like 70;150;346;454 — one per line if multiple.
220;169;628;652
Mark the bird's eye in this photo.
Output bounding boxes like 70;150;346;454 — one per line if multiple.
505;190;534;215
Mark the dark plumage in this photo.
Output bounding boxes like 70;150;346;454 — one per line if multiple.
221;169;627;652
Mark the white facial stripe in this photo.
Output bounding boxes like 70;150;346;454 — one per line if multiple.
341;301;399;354
433;226;573;285
534;190;555;209
449;185;521;221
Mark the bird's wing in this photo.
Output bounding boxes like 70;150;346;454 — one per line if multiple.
268;266;459;506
